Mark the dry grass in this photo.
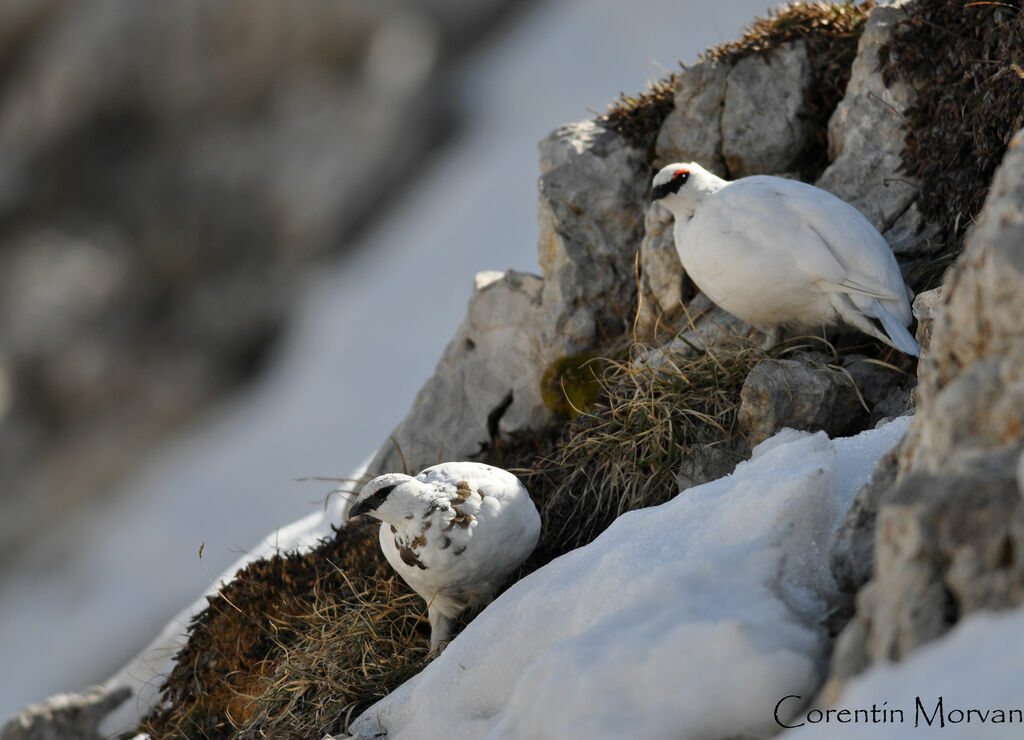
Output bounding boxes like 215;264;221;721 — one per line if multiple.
489;337;766;564
140;521;432;740
231;577;427;739
599;75;678;158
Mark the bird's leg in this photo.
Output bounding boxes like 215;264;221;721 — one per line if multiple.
427;605;454;656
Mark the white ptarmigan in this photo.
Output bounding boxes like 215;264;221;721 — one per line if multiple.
348;461;540;653
650;162;920;356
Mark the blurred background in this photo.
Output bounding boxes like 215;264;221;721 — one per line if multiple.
0;0;769;721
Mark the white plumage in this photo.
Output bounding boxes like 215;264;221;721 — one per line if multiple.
650;162;919;356
348;461;540;653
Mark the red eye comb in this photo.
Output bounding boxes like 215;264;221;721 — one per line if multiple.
673;168;689;179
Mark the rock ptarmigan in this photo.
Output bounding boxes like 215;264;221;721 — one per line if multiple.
348;461;540;653
650;162;920;356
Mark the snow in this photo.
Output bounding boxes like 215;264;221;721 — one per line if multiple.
784;607;1024;739
346;416;911;740
0;0;773;724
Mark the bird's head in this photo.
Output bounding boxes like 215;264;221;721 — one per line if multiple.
650;162;725;219
348;473;413;524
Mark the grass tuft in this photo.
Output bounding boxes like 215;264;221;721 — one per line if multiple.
489;337;764;563
600;75;678;158
139;521;431;740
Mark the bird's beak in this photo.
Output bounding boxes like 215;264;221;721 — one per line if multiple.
348;498;375;520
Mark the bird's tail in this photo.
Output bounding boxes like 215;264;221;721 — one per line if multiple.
829;292;921;357
875;303;921;357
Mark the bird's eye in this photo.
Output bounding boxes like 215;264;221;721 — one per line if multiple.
673;168;690;181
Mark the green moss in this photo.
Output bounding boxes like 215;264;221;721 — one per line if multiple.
540;352;606;420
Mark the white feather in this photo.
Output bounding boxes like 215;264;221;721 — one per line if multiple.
652;162;919;356
351;462;540;653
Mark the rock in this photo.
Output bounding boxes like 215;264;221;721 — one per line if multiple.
373;121;653;476
537;121;649;353
816;1;919;232
633;202;689;343
829;445;900;595
910;286;942;359
738;354;865;446
825;127;1024;694
654;59;730;175
883;202;944;260
842;355;916;428
721;41;811;178
637;293;757;372
675;441;748;491
0;686;131;740
827;471;1023;689
902;128;1024;475
655;42;813;179
369;271;550;476
918;134;1024;397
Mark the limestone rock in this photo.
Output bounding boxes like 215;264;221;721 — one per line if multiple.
902;128;1024;475
633;202;689;343
842;355;916;428
721;41;811;178
910;286;942;359
372;122;653;477
828;471;1024;688
883;202;944;260
537;120;649;353
825;127;1024;693
675;441;748;492
654;60;730;175
816;1;919;232
738;354;865;446
638;293;757;371
0;686;130;740
830;445;900;595
369;271;549;475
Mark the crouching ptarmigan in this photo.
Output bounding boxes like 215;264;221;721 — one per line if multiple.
650;162;920;356
348;461;540;653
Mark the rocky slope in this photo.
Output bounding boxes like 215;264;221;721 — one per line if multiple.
6;0;1024;737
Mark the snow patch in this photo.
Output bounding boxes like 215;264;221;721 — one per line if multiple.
785;607;1024;738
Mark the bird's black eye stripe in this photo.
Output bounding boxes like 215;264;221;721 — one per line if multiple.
651;170;689;201
365;483;397;510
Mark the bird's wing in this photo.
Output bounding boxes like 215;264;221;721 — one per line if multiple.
718;178;907;305
766;180;908;304
418;462;530;506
